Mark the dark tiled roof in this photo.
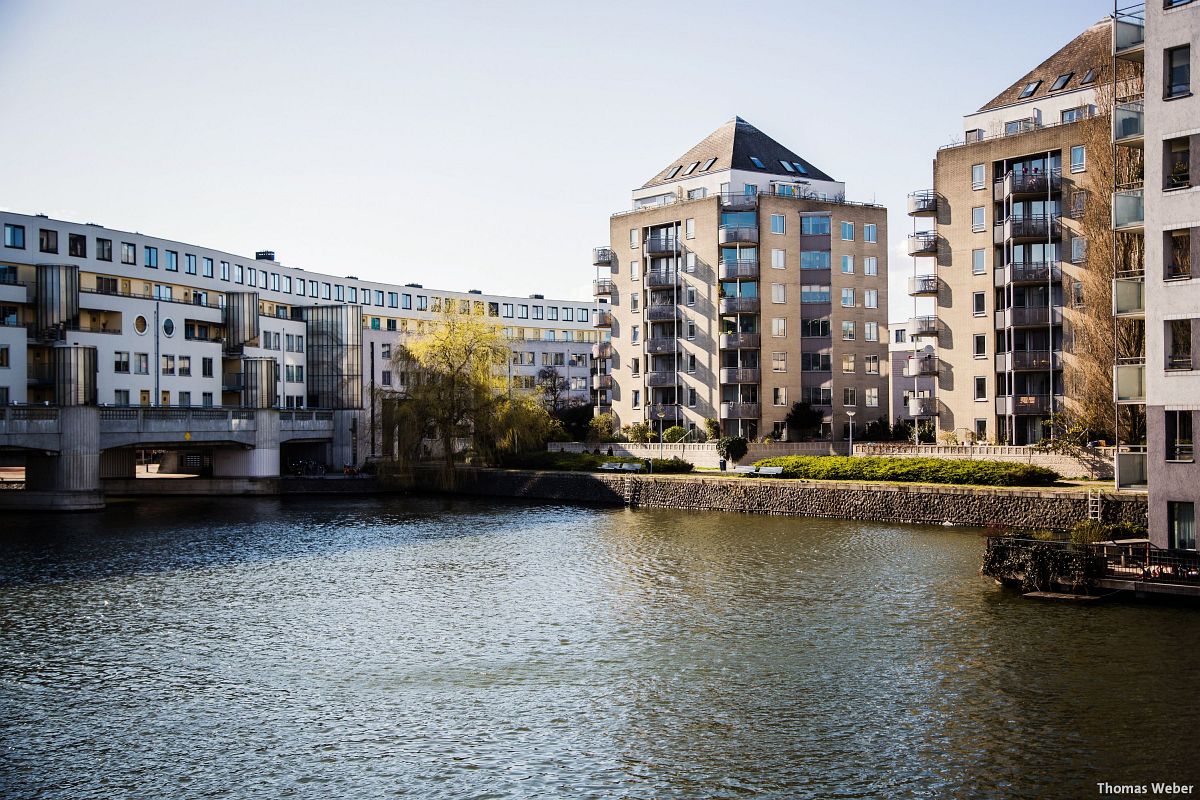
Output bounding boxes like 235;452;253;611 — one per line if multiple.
978;20;1110;112
640;117;835;189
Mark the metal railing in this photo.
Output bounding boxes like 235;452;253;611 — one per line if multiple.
80;286;225;309
592;279;615;295
907;191;937;215
717;225;759;245
593;247;614;266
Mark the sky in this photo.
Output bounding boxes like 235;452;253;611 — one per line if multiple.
0;0;1106;320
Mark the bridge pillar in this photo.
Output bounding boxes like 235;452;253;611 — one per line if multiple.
23;406;104;509
212;409;280;477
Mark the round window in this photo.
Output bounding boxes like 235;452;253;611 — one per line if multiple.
134;315;147;334
163;318;175;337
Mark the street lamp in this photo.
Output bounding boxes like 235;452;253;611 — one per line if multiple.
847;410;857;456
653;402;668;459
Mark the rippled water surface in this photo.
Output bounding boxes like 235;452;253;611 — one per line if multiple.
2;496;1199;799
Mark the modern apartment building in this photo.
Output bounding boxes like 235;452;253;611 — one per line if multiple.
593;117;888;441
1112;1;1200;549
0;211;602;464
908;21;1108;444
888;326;936;427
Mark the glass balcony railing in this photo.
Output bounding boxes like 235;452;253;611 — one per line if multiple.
1113;101;1144;146
1116;447;1148;490
1113;189;1145;231
1113;277;1145;317
1114;359;1146;403
1114;15;1145;60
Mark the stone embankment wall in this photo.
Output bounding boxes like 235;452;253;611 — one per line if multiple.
411;468;1147;531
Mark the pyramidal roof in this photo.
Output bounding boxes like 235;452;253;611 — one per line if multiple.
977;20;1109;112
640;117;835;189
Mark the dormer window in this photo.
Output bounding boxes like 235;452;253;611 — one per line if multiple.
1050;73;1073;91
779;161;795;173
683;161;701;175
700;157;717;171
1081;68;1097;84
1018;80;1041;99
665;165;683;180
793;162;807;175
750;156;765;168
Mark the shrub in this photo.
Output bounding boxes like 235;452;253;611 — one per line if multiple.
649;456;694;474
662;425;688;443
622;422;655;443
499;450;692;474
749;455;1059;487
704;418;721;440
716;436;749;464
587;411;616;443
1070;520;1147;545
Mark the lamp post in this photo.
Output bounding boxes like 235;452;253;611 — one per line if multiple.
847;410;856;456
654;402;667;459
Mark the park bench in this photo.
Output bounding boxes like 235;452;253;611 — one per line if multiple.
758;466;784;476
732;465;758;475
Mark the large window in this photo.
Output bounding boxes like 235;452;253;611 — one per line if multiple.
39;229;58;254
1169;501;1196;550
841;255;855;274
801;251;830;269
841;288;855;307
1166;410;1194;461
770;214;785;235
144;246;158;268
974;376;987;401
840;221;854;241
801;284;830;303
864;223;877;243
3;224;25;248
69;233;86;258
1070;145;1086;173
864;256;878;276
971;206;985;232
801;216;831;235
1167;45;1191;98
971;163;985;189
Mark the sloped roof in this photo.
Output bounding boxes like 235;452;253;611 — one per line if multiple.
640;117;835;189
978;20;1110;112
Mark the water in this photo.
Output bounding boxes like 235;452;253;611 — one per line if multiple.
1;496;1198;799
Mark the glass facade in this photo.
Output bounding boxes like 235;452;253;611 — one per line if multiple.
300;304;363;409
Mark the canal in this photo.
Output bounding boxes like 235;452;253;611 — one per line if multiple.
1;496;1198;799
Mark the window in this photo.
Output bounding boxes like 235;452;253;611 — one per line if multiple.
841;288;855;307
864;289;878;309
771;283;786;303
686;319;696;339
701;157;717;171
843;387;857;407
114;351;129;373
178;356;191;377
163;250;177;271
770;214;785;235
683;161;700;175
1166;410;1194;461
864;322;878;342
686;353;696;373
1081;67;1097;84
866;388;879;408
4;224;25;248
801;284;830;303
1168;229;1193;278
630;228;638;249
1050;72;1073;92
974;376;987;401
533;305;544;320
687;386;698;407
779;160;795;173
864;224;877;243
685;252;696;272
972;248;986;275
631;325;639;344
802;353;831;371
864;256;878;276
749;156;765;168
135;353;149;374
114;389;129;405
841;320;855;340
632;390;641;408
771;249;786;269
801;251;830;269
120;242;135;264
321;283;331;300
772;352;786;372
973;292;986;316
686;286;696;306
335;284;345;302
974;334;986;358
202;357;213;378
802;387;832;406
771;317;786;337
840;221;854;241
518;303;528;319
376;290;385;307
971;163;986;189
865;355;879;375
685;218;695;240
1169;502;1196;550
144;246;158;268
161;355;175;375
841;255;855;274
1070;145;1086;173
1166;137;1191;189
801;216;831;235
971;206;985;232
842;354;856;373
220;261;230;281
68;233;86;257
39;229;58;254
773;387;787;406
1166;45;1191;98
630;260;639;281
199;257;212;278
803;318;830;337
1018;80;1041;99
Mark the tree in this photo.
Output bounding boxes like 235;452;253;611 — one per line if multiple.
703;418;721;440
391;306;510;486
622;422;655;443
588;412;616;443
554;400;593;442
716;436;748;464
859;418;890;442
535;366;569;413
475;393;566;464
784;402;823;440
662;425;688;443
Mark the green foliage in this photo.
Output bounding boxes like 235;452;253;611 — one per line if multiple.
704;418;721;440
716;436;749;463
554;402;594;442
750;455;1060;486
784;402;823;440
622;422;655;443
1070;520;1147;545
587;412;617;443
662;425;688;443
982;536;1099;591
501;451;692;473
858;418;891;442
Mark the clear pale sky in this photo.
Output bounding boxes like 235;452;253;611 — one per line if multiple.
0;1;1104;319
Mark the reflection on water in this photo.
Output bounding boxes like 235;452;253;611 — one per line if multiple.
1;497;1198;799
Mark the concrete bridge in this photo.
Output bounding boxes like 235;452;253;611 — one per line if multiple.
0;406;353;510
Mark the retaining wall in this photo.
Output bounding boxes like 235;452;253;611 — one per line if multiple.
410;468;1147;531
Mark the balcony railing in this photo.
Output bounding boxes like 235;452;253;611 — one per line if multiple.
644;237;680;256
996;350;1058;372
719;332;760;350
907;231;938;257
719;259;759;280
1116;447;1148;490
1113;13;1145;60
720;402;761;419
998;215;1060;243
591;374;613;390
1113;190;1145;232
591;342;612;360
593;247;614;266
908;275;939;296
645;268;678;288
646;304;677;321
997;170;1061;200
645;337;677;354
907;190;937;216
904;356;939;378
1113;277;1145;317
593;279;615;296
719;297;760;314
719;192;758;211
1113;101;1145;146
1000;261;1060;285
1115;359;1146;403
222;373;244;392
720;367;761;384
908;397;938;417
645;371;677;387
910;316;939;337
593;311;612;328
998;306;1061;328
996;394;1061;415
717;225;759;245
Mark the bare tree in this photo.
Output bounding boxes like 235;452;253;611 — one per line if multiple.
535;366;568;413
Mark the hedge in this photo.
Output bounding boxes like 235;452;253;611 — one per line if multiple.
502;451;693;474
750;455;1059;486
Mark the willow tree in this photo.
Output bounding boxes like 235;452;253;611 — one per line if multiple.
1061;42;1145;444
390;307;510;485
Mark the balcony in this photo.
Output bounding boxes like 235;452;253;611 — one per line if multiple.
907;190;937;216
1116;447;1148;490
996;394;1062;416
594;392;612;408
1113;101;1144;148
903;356;939;378
908;397;938;417
720;192;758;211
996;261;1060;286
719;296;760;314
907;231;938;257
644;237;680;256
1113;190;1144;233
1114;359;1146;403
720;402;761;419
592;374;613;391
996;170;1061;201
908;274;939;296
719;332;760;350
645;337;678;354
996;306;1061;329
593;311;612;328
646;304;677;321
719;259;759;280
221;373;244;392
592;279;614;296
593;247;614;266
591;342;612;360
996;350;1059;372
645;268;677;288
1113;15;1145;62
910;316;939;338
997;215;1060;244
646;371;677;387
718;225;759;245
720;367;761;384
1113;277;1145;317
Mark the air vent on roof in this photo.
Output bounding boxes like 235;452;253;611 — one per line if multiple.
36;213;48;218
345;275;358;279
404;283;422;288
529;293;544;299
86;222;102;227
255;250;276;261
468;289;482;294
